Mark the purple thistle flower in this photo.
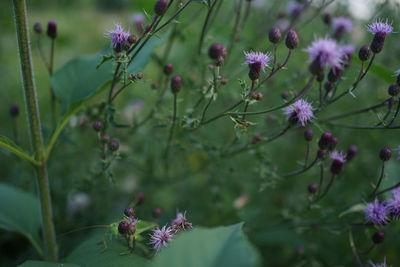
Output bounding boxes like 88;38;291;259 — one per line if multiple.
332;17;353;33
284;99;314;126
107;24;130;51
330;150;346;163
305;37;343;70
171;211;193;234
366;19;393;34
364;199;390;226
340;44;355;57
285;1;302;18
149;225;174;251
386;188;400;219
243;51;271;70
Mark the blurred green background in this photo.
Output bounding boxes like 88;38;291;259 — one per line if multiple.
1;0;400;266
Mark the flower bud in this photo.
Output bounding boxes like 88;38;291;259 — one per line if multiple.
47;20;57;39
9;104;19;117
281;91;290;100
327;66;342;83
324;81;333;92
152;207;162;218
330;159;344;174
318;132;332;149
304;129;314;142
379;147;391;161
251;133;262;144
317;149;328;160
322;13;332;25
346;145;357;161
92;120;104;132
268;26;282;44
128;34;137;44
328;136;338;151
124;207;135;218
388;84;400;96
221;77;228;85
251;92;263;101
151;82;159;89
208;43;227;60
154;0;167;16
285;30;298;49
171;75;182;94
163;63;174;75
136;192;145;205
33;22;43;34
129;223;136;234
372;231;384;244
358;45;371;61
370;32;386;54
309;57;323;76
118;221;129;235
248;62;261;81
136;72;144;79
101;134;110;144
308;183;318;194
108;140;119;151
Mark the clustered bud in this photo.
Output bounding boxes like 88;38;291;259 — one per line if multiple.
269;26;282;44
47;20;57;39
358;45;371;61
379;147;392;161
285;30;298;50
171;75;182;94
164;63;174;75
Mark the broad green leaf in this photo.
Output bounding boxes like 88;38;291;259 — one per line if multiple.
0;183;43;257
64;231;150;267
152;223;261;267
51;32;169;113
352;56;395;84
19;260;79;267
339;203;366;218
135;220;158;235
0;135;38;165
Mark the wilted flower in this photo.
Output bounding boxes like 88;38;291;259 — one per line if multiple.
284;99;314;126
107;24;130;51
364;199;390;225
171;211;193;233
386;188;400;219
305;37;342;72
149;225;173;251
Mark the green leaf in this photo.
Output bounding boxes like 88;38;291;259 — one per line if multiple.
339;203;366;218
135;221;157;235
51;32;169;113
352;56;395;84
0;183;43;257
65;231;150;267
152;223;261;267
0;135;38;165
19;260;79;267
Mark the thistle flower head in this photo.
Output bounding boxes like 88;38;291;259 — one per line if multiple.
369;258;391;267
364;199;390;225
330;150;346;163
305;37;342;69
284;99;314;126
149;225;173;251
367;19;393;34
243;51;271;71
171;211;193;234
386;188;400;219
332;17;353;32
107;24;130;50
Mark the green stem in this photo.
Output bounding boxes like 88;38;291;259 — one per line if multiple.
12;0;57;261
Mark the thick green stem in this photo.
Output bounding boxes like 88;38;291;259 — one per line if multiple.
12;0;57;261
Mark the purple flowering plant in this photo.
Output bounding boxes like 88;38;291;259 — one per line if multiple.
2;0;400;266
